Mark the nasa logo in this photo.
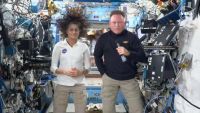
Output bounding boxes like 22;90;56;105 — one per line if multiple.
62;48;67;53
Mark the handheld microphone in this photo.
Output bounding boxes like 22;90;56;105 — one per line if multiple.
117;43;127;62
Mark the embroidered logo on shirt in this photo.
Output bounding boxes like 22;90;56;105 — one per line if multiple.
62;49;67;53
123;41;128;44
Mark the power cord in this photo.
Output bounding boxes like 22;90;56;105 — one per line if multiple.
177;91;200;109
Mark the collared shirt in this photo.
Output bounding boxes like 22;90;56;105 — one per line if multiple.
51;39;90;86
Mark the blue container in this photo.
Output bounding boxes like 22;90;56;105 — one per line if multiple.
30;0;40;13
86;86;102;104
86;86;127;104
17;17;33;29
66;86;127;104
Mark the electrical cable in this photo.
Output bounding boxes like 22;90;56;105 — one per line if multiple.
193;0;200;19
177;91;200;109
143;96;165;113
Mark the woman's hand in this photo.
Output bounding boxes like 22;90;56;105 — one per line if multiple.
56;68;79;76
67;68;82;77
58;68;86;77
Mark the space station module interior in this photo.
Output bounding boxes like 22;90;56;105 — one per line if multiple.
0;0;200;113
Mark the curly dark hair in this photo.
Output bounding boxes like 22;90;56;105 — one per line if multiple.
57;7;89;38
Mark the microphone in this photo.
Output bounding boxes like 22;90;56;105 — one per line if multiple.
117;43;127;62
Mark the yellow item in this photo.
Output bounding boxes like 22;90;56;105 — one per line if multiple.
48;0;58;16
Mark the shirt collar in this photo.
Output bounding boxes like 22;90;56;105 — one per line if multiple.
109;29;127;37
64;39;79;47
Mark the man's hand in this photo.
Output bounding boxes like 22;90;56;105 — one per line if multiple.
116;46;130;56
